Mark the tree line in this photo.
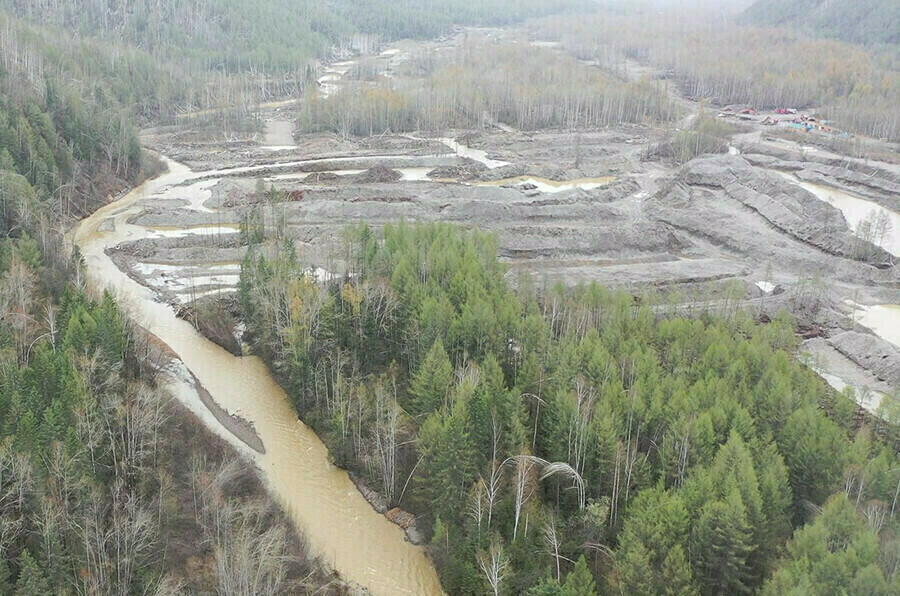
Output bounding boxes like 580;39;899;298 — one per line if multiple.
1;0;593;88
0;235;344;594
530;10;900;142
238;217;900;595
298;36;676;136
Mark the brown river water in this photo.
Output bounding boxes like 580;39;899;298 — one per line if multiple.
74;157;444;596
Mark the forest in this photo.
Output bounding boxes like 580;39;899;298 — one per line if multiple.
0;0;591;74
530;9;900;141
4;0;900;593
0;7;176;228
298;36;676;136
741;0;900;45
0;19;352;590
238;216;900;595
0;5;350;593
0;264;341;594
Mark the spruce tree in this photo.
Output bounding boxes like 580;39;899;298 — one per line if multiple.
409;339;453;416
562;555;596;596
694;491;753;596
14;551;51;596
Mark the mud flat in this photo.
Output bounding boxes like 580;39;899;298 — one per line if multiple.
520;257;748;288
134;27;900;441
804;337;893;414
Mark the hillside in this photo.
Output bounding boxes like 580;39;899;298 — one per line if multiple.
7;1;900;595
0;0;592;73
741;0;900;45
0;9;341;596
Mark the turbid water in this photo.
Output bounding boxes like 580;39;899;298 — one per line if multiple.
776;171;900;256
74;156;444;596
850;303;900;350
474;175;616;193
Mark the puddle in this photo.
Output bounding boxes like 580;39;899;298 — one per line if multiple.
145;224;240;238
847;302;900;348
776;171;900;256
437;137;510;169
133;262;240;276
153;179;219;213
816;369;886;413
474;175;615;193
148;273;241;292
804;336;891;415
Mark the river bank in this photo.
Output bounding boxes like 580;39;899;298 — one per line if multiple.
73;25;900;594
73;154;446;596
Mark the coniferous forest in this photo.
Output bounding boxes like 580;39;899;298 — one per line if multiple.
239;220;900;595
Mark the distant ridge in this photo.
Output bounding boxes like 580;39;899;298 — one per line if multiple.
740;0;900;45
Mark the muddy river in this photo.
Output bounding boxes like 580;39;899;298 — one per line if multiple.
74;157;444;596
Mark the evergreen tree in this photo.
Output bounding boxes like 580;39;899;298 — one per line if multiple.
616;486;692;595
14;551;50;596
562;555;596;596
409;339;453;416
762;495;900;596
778;407;846;514
418;388;477;521
660;546;698;596
693;491;754;596
528;576;564;596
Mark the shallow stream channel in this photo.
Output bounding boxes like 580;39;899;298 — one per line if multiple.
75;157;445;596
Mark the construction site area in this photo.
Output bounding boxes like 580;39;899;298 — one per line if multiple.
110;27;900;421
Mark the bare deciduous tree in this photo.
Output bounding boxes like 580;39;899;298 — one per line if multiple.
478;538;509;596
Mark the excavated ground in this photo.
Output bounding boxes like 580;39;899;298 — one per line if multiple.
119;28;900;416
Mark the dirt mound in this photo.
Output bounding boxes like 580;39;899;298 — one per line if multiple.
677;155;892;263
427;163;488;181
352;166;402;183
306;172;340;183
830;330;900;387
385;508;416;530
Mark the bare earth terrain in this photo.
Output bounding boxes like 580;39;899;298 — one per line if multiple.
119;28;900;420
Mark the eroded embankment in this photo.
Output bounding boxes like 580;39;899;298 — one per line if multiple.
74;156;445;596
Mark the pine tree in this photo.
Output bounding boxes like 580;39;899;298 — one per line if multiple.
694;491;753;596
527;576;564;596
779;407;846;514
615;486;691;595
562;555;596;596
761;495;898;596
617;542;655;596
14;551;51;596
409;339;453;416
418;391;477;520
660;546;698;596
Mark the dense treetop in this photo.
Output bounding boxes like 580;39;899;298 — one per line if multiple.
238;213;900;595
741;0;900;45
0;0;593;73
